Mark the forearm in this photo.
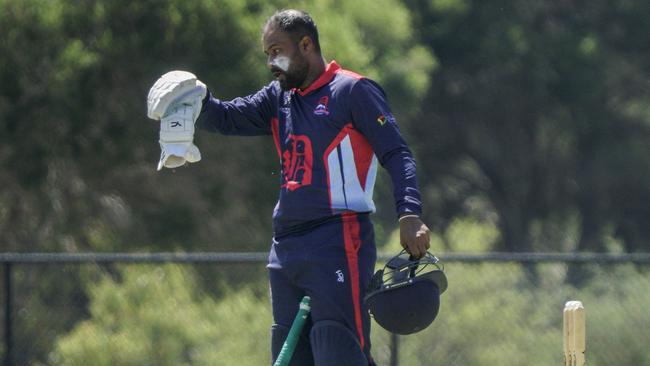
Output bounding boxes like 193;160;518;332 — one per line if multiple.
381;147;423;218
196;90;273;136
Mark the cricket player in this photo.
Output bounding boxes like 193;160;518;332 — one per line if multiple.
148;9;431;365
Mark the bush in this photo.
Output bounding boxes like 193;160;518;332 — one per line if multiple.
50;220;650;365
49;265;272;366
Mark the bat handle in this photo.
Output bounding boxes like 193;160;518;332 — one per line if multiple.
273;296;311;366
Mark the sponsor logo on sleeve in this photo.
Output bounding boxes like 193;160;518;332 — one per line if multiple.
376;113;395;126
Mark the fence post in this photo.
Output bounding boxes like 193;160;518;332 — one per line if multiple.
390;332;399;366
3;263;12;366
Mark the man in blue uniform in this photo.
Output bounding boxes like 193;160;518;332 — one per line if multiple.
149;9;431;366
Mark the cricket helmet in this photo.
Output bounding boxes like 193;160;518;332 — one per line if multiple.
365;250;447;335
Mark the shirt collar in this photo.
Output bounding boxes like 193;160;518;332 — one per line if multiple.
295;61;340;96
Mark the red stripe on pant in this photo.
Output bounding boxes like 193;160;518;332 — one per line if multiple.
342;213;365;350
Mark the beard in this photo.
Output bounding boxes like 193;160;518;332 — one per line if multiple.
275;56;309;91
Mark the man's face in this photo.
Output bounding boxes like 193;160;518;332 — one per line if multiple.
263;26;310;90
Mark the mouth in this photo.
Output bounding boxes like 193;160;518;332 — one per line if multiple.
272;71;284;80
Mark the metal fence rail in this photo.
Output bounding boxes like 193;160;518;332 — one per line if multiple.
3;251;650;264
2;252;650;366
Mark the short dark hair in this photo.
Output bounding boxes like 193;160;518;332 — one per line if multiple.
264;9;321;53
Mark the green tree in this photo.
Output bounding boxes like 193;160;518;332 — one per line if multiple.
0;0;434;253
404;0;650;252
49;265;272;366
0;0;432;362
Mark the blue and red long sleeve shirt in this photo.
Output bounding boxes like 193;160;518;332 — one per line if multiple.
197;61;422;236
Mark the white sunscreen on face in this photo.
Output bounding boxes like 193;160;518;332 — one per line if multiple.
271;56;291;72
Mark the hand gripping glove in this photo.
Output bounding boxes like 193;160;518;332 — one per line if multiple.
146;70;207;170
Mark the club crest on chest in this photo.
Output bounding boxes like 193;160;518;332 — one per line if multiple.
313;96;330;116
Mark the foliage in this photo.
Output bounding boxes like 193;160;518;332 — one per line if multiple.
47;222;650;365
0;1;432;362
376;219;650;365
404;0;650;252
49;265;272;366
0;0;432;253
378;261;650;365
0;0;649;364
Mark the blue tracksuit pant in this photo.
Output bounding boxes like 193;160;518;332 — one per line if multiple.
268;212;377;365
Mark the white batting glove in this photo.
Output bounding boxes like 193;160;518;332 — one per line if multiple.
146;70;207;170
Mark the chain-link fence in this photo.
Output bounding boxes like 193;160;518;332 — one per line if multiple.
1;252;649;366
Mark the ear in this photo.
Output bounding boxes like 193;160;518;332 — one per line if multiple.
299;36;313;53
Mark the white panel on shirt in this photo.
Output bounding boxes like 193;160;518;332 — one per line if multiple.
326;135;377;213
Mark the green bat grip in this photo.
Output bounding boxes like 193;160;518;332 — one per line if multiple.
273;296;311;366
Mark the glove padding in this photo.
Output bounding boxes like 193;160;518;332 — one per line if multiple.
146;70;207;170
158;103;202;170
147;70;206;120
